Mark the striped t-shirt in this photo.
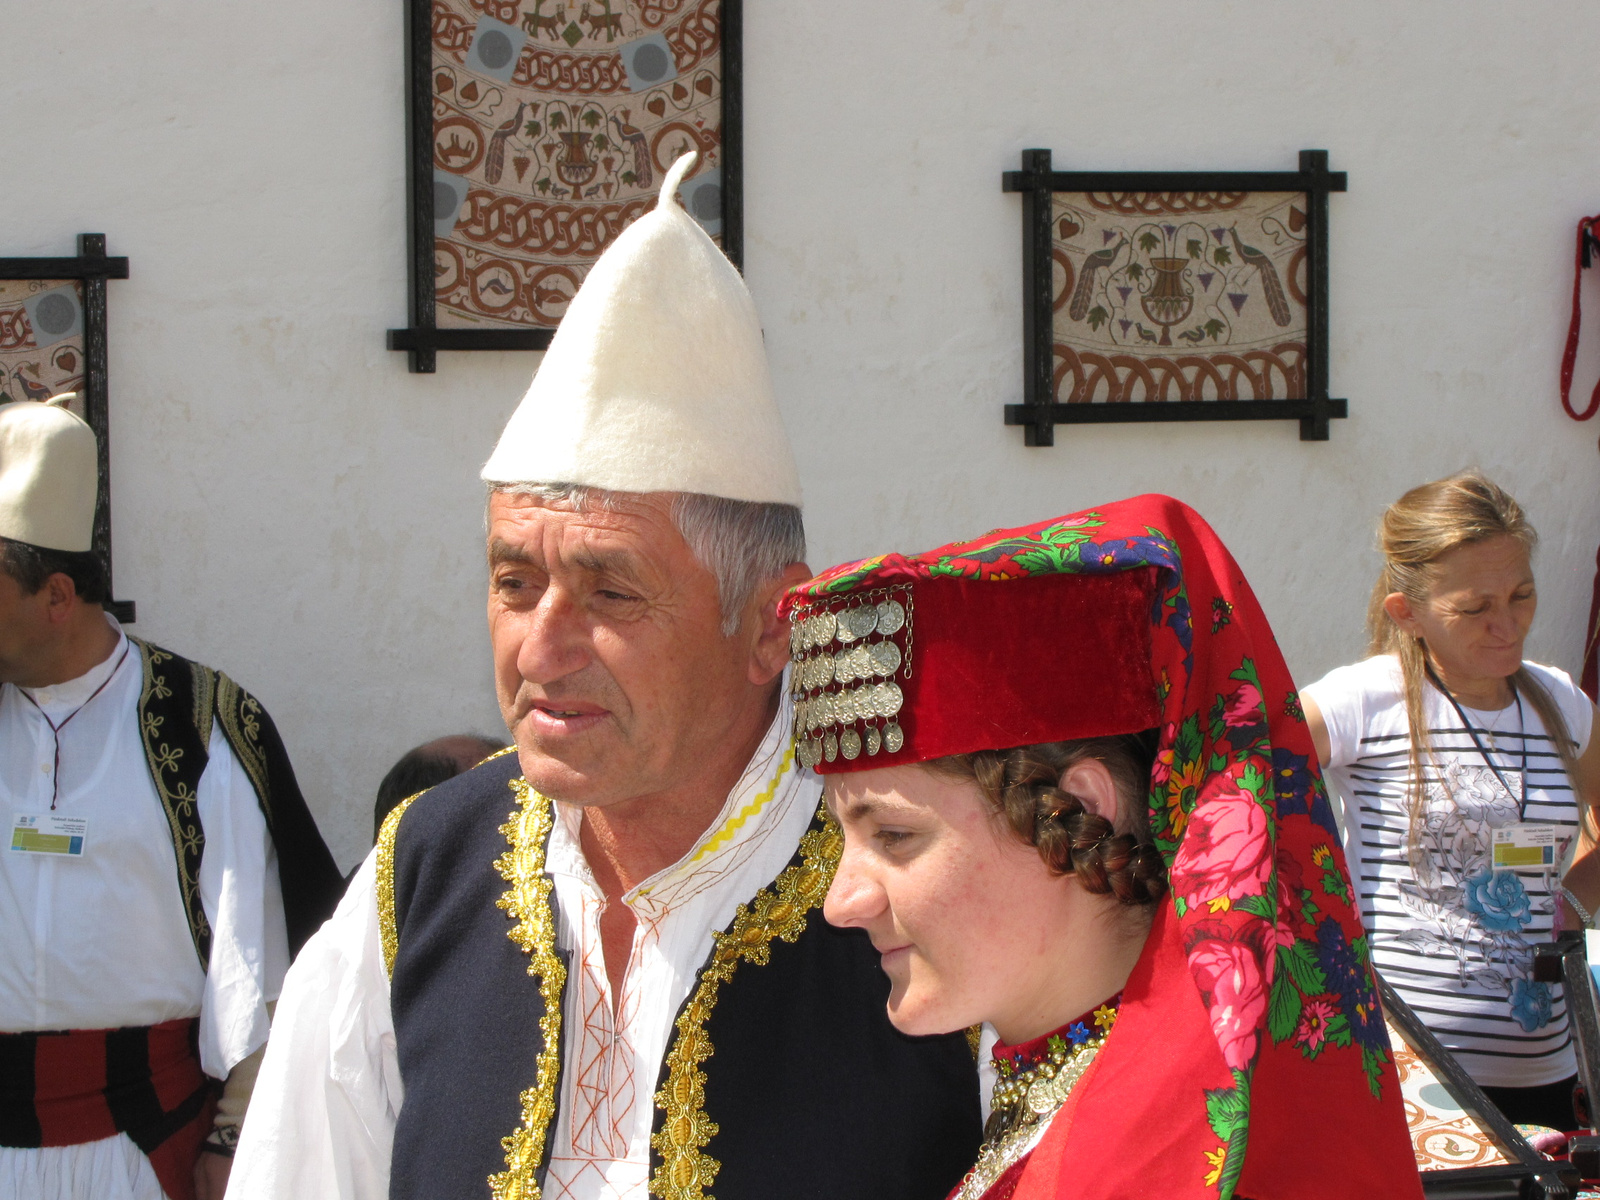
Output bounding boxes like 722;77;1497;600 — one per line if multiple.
1304;655;1594;1088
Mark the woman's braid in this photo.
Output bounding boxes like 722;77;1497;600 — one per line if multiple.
944;735;1167;907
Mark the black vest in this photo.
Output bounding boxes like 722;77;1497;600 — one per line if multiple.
385;751;981;1200
128;637;343;962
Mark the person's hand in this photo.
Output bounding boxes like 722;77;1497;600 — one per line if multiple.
194;1151;232;1200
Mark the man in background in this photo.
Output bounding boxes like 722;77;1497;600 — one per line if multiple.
0;398;343;1200
370;734;507;839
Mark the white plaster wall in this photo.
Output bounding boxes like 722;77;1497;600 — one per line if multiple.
7;1;1600;867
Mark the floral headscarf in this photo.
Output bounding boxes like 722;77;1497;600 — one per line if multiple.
782;495;1420;1200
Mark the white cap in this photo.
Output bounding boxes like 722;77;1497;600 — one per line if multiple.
0;398;97;553
482;153;801;507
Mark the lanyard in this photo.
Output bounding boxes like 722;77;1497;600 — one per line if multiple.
1426;664;1528;821
16;642;131;809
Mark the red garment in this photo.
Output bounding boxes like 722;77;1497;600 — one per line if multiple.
784;495;1422;1200
0;1018;214;1200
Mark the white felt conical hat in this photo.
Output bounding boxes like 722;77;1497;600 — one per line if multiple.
0;397;97;552
482;153;801;506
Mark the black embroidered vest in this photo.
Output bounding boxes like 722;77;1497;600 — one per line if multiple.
384;751;981;1200
129;637;344;963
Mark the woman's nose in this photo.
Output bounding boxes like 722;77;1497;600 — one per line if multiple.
823;845;886;930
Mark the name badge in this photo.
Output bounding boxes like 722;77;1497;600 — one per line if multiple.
1492;822;1558;870
10;813;88;857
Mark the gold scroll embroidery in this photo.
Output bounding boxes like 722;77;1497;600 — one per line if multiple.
649;804;843;1200
376;794;420;978
490;779;566;1200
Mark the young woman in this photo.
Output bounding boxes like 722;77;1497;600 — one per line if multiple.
1302;472;1600;1128
781;495;1421;1200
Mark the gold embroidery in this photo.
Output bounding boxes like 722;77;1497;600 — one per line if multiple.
490;779;566;1200
376;794;421;978
131;637;211;968
649;803;843;1200
966;1025;983;1059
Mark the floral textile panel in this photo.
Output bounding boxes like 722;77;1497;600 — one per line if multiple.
1051;191;1309;404
0;279;86;413
431;0;726;330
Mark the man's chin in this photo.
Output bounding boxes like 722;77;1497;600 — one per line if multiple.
512;740;630;808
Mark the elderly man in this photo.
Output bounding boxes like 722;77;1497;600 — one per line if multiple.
231;155;981;1200
0;398;343;1200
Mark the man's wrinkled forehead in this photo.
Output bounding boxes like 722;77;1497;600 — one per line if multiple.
487;489;686;580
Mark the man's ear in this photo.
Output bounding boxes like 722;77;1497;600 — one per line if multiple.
747;562;813;687
42;572;79;626
1058;758;1121;826
1382;591;1418;637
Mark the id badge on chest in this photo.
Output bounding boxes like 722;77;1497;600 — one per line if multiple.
10;813;89;857
1492;822;1559;870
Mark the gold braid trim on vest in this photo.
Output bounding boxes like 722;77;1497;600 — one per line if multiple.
376;794;420;978
489;778;566;1200
378;746;516;976
131;637;213;968
648;802;843;1200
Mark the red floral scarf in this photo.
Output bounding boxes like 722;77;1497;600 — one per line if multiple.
787;495;1420;1200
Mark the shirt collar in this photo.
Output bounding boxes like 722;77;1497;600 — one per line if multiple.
14;616;130;717
546;681;804;907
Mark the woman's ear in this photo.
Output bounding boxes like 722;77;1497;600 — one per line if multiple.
1058;758;1121;827
1382;591;1418;637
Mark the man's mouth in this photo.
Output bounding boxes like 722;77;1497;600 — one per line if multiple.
524;700;609;730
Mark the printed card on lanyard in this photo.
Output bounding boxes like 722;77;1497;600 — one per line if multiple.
10;813;89;857
1492;822;1559;870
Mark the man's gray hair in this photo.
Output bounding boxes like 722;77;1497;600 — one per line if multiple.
491;482;805;635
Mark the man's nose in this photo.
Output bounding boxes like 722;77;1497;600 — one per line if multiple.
516;585;591;684
823;843;885;930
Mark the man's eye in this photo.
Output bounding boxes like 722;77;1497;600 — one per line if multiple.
597;589;638;602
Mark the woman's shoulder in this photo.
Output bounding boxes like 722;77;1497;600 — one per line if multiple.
1304;654;1404;706
1521;659;1583;699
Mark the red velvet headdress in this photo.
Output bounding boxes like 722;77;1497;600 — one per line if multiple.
780;496;1421;1200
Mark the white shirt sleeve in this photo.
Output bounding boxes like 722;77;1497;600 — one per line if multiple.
196;726;290;1079
1302;660;1374;772
1525;661;1597;757
229;853;400;1200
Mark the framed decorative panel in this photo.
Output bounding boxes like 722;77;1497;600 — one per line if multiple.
0;234;134;622
388;0;741;373
1003;150;1347;443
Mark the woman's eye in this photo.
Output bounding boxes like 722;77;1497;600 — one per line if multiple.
874;829;913;849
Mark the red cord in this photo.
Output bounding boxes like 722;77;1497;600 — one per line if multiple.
1560;215;1600;422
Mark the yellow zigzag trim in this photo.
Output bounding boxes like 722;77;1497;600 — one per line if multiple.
687;743;795;866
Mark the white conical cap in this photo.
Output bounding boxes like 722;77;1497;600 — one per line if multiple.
482;153;801;506
0;397;97;552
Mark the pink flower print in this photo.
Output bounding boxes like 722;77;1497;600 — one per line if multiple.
1222;681;1263;728
1188;935;1268;1071
1169;788;1273;909
1295;997;1337;1053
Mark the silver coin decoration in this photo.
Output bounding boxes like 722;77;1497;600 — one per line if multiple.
836;689;858;724
790;625;803;657
850;605;879;639
866;726;882;756
869;641;901;677
831;649;853;686
875;599;906;636
815;611;838;645
824;733;838;762
881;681;904;716
884;722;904;753
841;729;862;760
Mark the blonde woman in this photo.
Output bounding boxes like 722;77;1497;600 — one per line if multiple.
1303;471;1600;1129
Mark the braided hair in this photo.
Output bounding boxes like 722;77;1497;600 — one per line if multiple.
929;732;1167;906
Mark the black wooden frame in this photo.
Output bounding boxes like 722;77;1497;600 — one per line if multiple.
0;234;134;623
388;0;744;373
1002;149;1347;444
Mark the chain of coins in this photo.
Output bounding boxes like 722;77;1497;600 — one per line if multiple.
788;592;910;769
952;1015;1117;1200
